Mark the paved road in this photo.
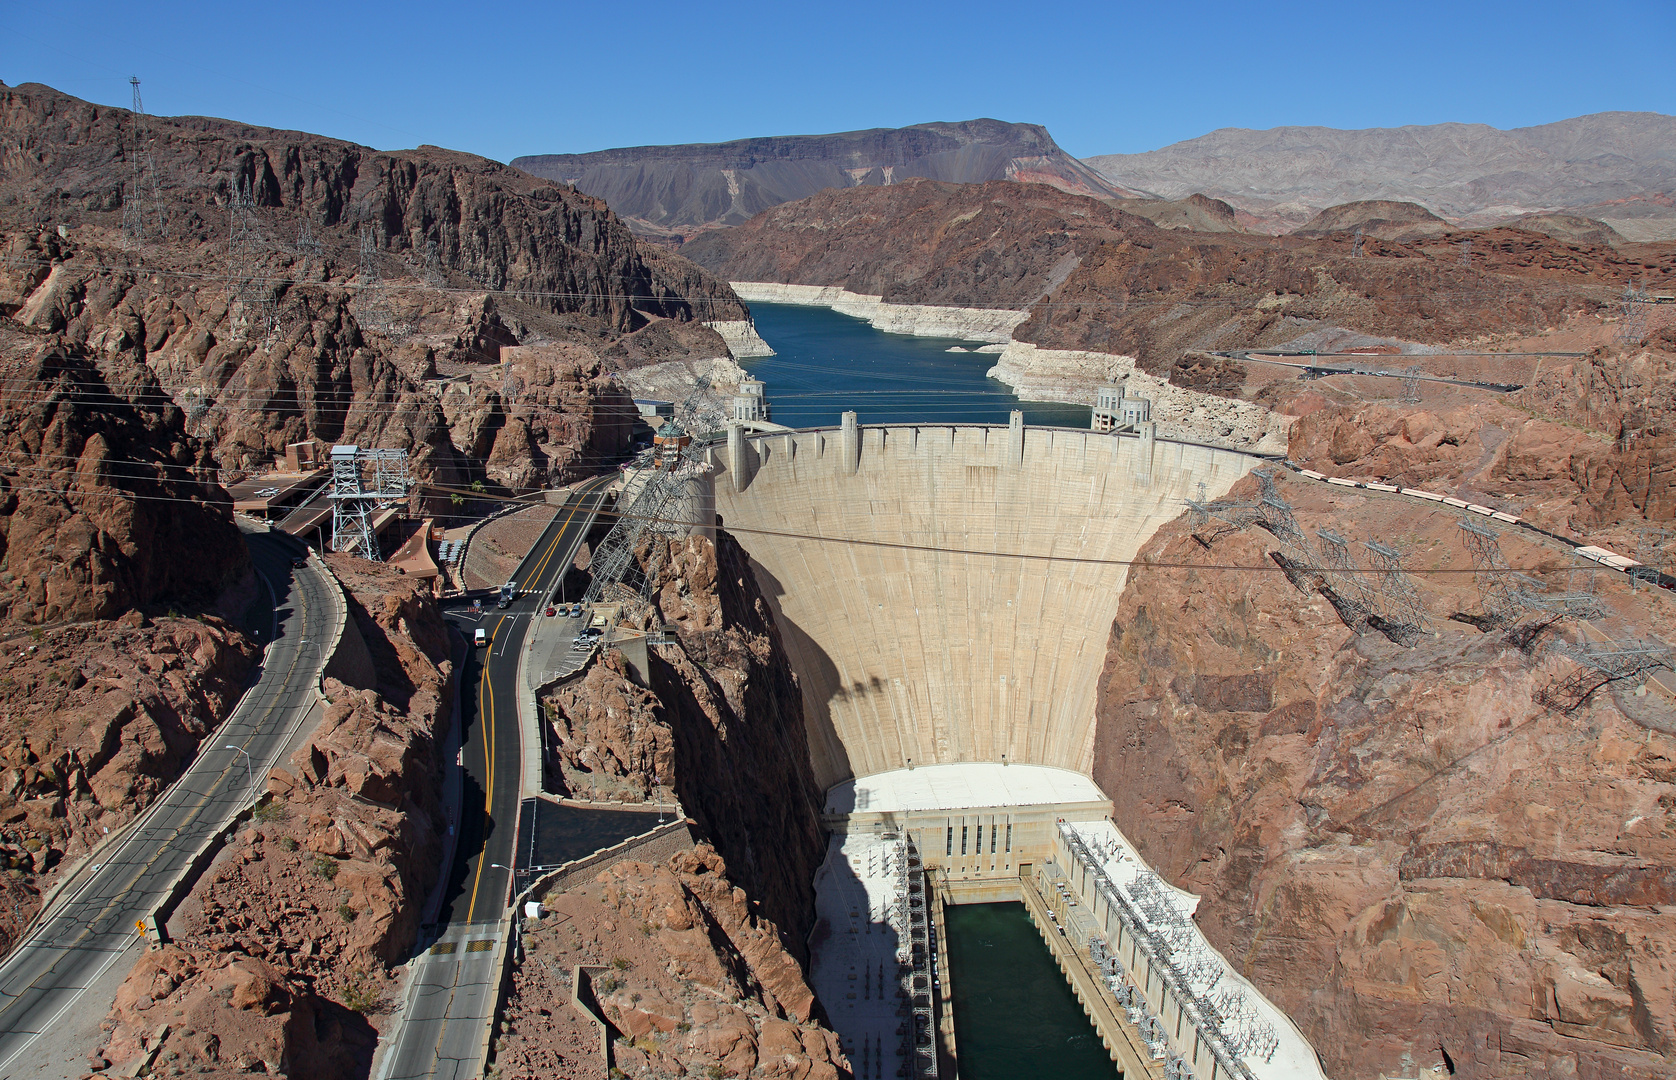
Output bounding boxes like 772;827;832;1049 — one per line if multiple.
379;478;611;1080
0;530;338;1077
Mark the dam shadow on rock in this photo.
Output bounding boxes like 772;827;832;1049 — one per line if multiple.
730;545;854;787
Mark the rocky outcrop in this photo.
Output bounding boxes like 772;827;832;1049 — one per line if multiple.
729;283;1028;343
684;178;1667;412
496;845;849;1080
986;340;1291;450
1286;340;1676;531
1091;472;1676;1079
0;325;248;623
1291;199;1452;240
98;556;454;1079
0;614;256;955
0;80;746;488
512;118;1127;241
545;531;827;952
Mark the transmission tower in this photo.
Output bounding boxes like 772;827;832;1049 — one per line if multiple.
422;239;446;287
1399;366;1423;404
121;77;166;246
1616;282;1650;346
1364;539;1431;645
1316;528;1373;621
294;215;323;260
1253;471;1311;560
354;226;393;336
1457;239;1473;266
329;445;410;560
1351;226;1364;258
1457;518;1521;625
1634;527;1670;593
227;179;278;343
1537;638;1673;713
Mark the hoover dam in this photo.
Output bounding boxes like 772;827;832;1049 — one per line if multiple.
706;413;1328;1080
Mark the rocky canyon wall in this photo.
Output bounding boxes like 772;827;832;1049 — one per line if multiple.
1092;471;1676;1080
96;555;456;1079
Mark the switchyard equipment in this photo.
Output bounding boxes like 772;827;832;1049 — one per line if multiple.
1537;638;1673;713
1058;824;1278;1079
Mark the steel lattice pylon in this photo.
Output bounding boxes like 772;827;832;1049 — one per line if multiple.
1617;282;1650;345
1399;366;1423;404
1364;539;1431;645
1538;639;1673;712
1316;528;1373;620
228;179;278;343
329;445;410;560
354;225;393;336
121;77;167;247
1457;518;1521;625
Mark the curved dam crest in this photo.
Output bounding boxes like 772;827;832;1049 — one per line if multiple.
708;418;1263;790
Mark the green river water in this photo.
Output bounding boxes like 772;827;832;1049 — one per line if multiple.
944;902;1117;1080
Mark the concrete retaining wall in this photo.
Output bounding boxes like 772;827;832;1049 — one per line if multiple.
710;422;1263;789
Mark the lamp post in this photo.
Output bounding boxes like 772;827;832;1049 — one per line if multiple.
225;745;254;803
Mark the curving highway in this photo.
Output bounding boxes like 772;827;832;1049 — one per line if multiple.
0;529;340;1078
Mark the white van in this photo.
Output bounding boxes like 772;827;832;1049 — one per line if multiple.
474;628;487;648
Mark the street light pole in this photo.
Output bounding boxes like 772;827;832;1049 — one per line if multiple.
225;745;255;803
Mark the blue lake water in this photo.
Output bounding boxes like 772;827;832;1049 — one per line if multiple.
742;303;1092;430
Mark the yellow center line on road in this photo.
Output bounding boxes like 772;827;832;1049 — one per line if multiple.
465;615;504;923
460;481;607;923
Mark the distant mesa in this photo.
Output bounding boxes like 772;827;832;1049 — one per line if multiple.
1291;200;1451;240
1120;192;1240;233
1489;211;1625;248
512;119;1135;242
1083;111;1676;239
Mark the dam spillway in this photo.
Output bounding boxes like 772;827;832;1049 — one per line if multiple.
707;415;1261;790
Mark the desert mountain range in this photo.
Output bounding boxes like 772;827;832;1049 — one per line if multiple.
511;119;1129;241
522;111;1676;243
1089;111;1676;238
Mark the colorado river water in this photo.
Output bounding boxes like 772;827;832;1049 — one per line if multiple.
944;902;1117;1080
742;303;1091;429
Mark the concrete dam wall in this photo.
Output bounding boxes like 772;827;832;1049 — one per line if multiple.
709;416;1264;791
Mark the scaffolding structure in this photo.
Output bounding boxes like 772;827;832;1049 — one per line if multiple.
329;445;411;559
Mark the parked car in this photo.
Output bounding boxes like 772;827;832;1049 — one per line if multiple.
291;555;308;569
570;603;583;617
545;606;556;617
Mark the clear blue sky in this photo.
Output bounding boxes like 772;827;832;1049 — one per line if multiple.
7;0;1673;162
